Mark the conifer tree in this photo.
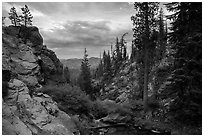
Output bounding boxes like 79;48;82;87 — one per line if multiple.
78;48;93;98
112;33;128;75
8;7;20;26
158;8;166;60
63;66;70;83
112;37;121;75
130;41;137;62
165;2;202;123
131;2;159;110
123;46;127;60
102;50;112;83
95;60;103;79
120;32;128;61
95;52;104;79
19;5;33;27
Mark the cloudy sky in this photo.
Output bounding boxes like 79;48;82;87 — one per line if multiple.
2;2;167;59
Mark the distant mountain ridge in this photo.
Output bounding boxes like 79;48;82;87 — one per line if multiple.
61;57;100;70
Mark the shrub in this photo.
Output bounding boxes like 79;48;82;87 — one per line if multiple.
40;84;92;115
40;84;133;121
91;99;108;119
105;101;132;116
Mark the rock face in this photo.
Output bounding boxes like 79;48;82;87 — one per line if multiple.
39;47;64;85
2;79;77;135
2;26;76;135
2;25;65;86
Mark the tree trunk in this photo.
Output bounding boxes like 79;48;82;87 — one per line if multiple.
14;18;16;27
143;2;150;112
25;19;27;27
143;46;149;111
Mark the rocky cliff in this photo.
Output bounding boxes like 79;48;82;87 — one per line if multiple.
2;26;65;86
2;26;77;135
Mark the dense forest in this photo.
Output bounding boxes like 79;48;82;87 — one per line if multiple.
2;2;202;135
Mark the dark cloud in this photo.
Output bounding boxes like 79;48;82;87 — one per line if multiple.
41;20;132;52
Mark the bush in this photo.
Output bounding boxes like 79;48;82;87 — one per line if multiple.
40;84;133;121
97;99;132;115
40;84;92;115
91;99;108;119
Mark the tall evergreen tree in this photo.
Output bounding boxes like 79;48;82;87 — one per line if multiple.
120;32;128;61
8;7;20;26
112;33;128;75
95;60;103;79
130;41;137;62
131;2;159;110
102;50;112;84
165;2;202;124
95;52;103;79
78;48;93;98
158;8;166;60
112;37;121;75
19;5;33;27
63;66;70;83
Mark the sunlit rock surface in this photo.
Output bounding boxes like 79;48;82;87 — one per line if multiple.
2;26;77;135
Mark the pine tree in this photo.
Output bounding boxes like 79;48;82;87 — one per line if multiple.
95;52;104;79
95;60;103;79
8;7;20;26
131;2;159;111
112;37;121;75
165;2;202;124
63;66;70;83
78;48;93;98
102;50;112;84
112;33;128;75
120;32;128;61
130;41;137;62
19;5;33;27
158;8;166;60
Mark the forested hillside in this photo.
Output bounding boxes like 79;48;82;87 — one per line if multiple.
75;2;202;134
